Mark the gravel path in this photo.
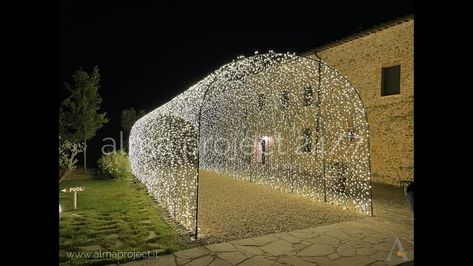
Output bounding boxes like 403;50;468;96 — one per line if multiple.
197;170;364;244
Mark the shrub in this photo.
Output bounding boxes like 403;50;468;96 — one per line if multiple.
97;150;133;180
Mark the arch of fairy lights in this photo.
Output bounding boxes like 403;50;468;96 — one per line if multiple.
129;52;372;238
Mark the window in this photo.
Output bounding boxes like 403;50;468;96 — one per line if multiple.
301;128;312;153
304;85;313;106
258;94;265;111
381;65;400;96
280;91;289;109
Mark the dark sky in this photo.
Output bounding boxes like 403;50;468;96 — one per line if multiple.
60;0;414;166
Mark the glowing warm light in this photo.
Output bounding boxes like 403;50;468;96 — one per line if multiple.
129;52;372;235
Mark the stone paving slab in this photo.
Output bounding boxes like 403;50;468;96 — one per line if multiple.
260;240;294;256
122;215;413;265
120;254;176;266
216;251;246;265
207;243;238;252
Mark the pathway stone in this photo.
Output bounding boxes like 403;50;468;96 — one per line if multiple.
234;244;265;256
343;238;368;249
341;228;365;234
206;242;237;252
324;230;350;240
208;258;232;266
134;209;413;266
364;236;386;244
174;247;209;259
185;255;213;266
275;232;302;243
292;243;307;250
371;262;389;266
238;255;274;266
233;238;265;246
252;234;279;244
216;251;246;265
334;255;377;265
327;253;339;260
260;240;294;256
337;244;356;257
356;228;381;236
298;243;334;257
371;250;390;261
299;256;337;266
347;233;366;239
175;257;190;265
288;229;320;239
356;246;377;256
122;254;176;266
279;255;316;266
313;235;340;246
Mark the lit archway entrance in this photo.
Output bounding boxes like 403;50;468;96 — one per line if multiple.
129;52;372;239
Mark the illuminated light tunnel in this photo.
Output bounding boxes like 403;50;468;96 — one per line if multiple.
129;52;372;238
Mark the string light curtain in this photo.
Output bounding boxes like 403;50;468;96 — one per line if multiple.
129;52;372;236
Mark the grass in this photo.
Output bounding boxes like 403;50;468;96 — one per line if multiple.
59;172;188;265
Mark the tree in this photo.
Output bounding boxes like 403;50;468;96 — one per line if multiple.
121;108;146;150
59;135;84;182
60;66;109;173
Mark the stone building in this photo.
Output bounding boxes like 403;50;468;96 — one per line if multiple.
302;15;414;185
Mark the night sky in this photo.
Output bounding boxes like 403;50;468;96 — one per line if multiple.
60;0;414;167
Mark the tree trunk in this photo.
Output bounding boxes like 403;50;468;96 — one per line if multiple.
59;169;70;183
83;138;87;174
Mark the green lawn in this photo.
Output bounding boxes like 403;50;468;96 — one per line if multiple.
59;175;188;265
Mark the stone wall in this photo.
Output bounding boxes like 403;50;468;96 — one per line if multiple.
306;19;414;184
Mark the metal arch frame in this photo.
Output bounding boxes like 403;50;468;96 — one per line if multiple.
306;55;374;217
192;53;373;239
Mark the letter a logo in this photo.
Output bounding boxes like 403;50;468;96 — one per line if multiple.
386;237;409;261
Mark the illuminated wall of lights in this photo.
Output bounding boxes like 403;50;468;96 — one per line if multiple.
129;52;372;233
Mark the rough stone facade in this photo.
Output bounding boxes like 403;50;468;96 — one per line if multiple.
304;17;414;185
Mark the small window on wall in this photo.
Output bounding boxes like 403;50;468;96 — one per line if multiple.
258;94;265;111
301;128;312;153
304;85;313;106
381;65;401;96
280;91;289;109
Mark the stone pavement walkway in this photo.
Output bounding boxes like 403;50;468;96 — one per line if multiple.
122;215;413;266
